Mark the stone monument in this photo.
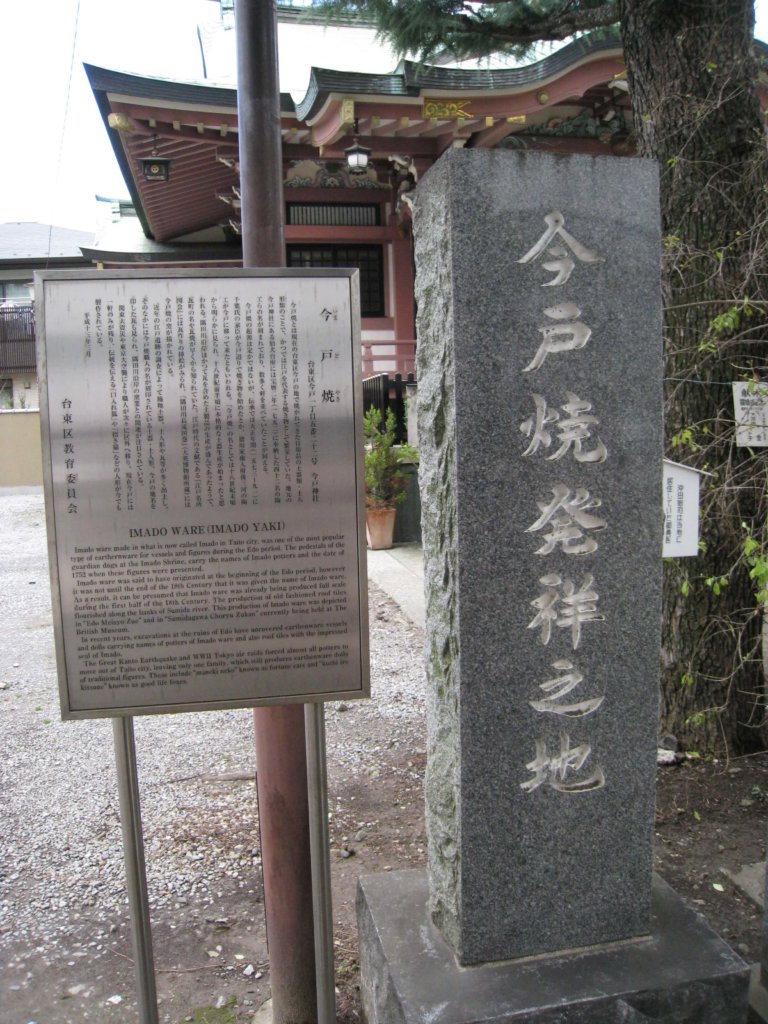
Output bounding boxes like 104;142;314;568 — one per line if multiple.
357;150;750;1022
748;856;768;1021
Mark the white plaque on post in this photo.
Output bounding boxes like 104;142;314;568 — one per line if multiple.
662;459;700;558
37;269;369;718
732;381;768;447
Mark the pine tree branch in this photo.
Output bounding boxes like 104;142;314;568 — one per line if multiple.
314;1;620;58
452;3;621;47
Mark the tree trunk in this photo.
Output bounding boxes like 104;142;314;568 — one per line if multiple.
620;0;768;752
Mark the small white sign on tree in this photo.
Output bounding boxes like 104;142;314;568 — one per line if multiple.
732;381;768;447
662;459;701;558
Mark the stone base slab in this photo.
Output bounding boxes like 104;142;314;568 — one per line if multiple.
748;964;768;1023
357;869;750;1024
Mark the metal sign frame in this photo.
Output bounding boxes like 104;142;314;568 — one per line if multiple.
37;268;369;719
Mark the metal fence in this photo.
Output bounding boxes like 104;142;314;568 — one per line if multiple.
362;372;415;445
0;306;36;372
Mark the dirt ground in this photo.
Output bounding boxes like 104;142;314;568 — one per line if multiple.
150;696;768;1024
330;633;768;1024
653;751;767;964
5;587;767;1024
169;650;768;1024
329;735;768;1024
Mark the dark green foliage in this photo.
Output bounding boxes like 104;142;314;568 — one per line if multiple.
363;406;418;509
313;0;619;61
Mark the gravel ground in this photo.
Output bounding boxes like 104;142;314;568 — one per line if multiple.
0;491;427;1023
7;489;762;1023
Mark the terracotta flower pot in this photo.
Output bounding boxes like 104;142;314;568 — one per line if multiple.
366;507;397;550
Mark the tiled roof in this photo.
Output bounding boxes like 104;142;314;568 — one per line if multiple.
0;223;94;262
295;67;409;120
295;27;623;120
84;64;295;114
400;28;623;90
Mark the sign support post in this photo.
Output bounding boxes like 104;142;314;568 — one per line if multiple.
235;2;323;1022
112;716;159;1024
305;703;336;1024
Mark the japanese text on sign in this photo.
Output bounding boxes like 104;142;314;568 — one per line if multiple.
516;212;607;795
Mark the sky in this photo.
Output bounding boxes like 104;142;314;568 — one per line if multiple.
2;0;768;235
0;0;401;233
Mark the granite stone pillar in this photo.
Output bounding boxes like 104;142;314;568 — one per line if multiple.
418;149;662;964
357;150;750;1024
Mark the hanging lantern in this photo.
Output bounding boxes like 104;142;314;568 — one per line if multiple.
139;137;172;181
140;157;172;181
345;120;371;175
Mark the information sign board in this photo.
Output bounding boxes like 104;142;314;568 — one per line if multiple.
37;269;369;718
733;381;768;447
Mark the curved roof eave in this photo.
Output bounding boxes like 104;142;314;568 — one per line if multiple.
84;63;295;113
294;27;623;121
80;244;243;265
85;63;292;240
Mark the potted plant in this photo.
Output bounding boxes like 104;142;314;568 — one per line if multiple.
363;406;418;549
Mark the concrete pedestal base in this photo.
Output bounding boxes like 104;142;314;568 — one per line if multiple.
358;870;750;1024
749;964;768;1023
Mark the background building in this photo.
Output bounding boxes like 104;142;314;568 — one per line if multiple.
84;29;644;377
0;222;93;410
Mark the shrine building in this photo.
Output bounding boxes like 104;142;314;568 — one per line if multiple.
83;26;767;377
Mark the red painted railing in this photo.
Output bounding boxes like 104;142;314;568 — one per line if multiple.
361;338;416;377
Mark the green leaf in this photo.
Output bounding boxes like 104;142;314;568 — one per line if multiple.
744;536;759;557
